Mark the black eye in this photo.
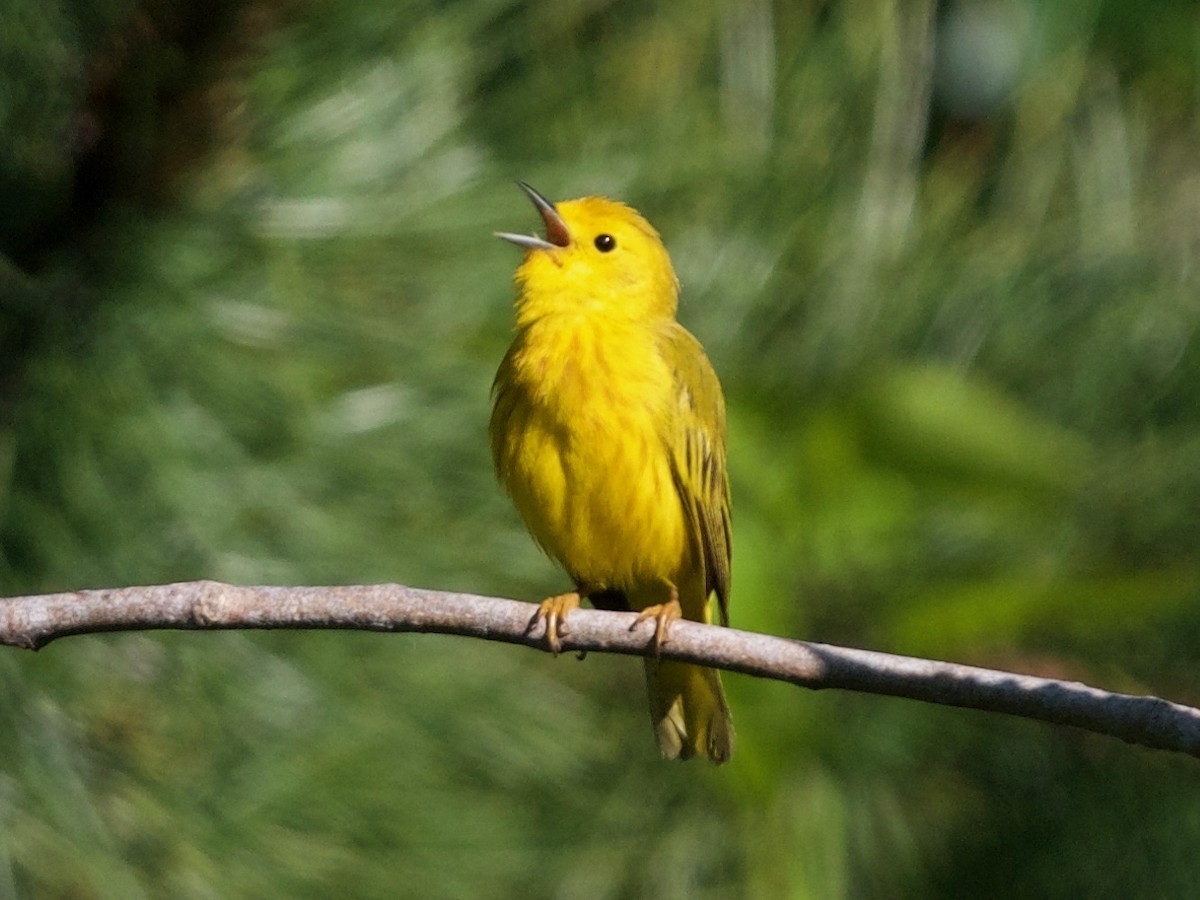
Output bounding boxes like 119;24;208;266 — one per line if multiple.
594;233;616;252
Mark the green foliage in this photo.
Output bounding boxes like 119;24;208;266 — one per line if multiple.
3;0;1200;896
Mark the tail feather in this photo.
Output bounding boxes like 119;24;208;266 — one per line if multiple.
644;659;734;763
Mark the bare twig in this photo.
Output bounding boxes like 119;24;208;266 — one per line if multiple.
2;580;1198;759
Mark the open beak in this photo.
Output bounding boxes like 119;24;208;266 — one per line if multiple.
495;182;571;250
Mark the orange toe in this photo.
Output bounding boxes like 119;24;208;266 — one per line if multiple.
632;597;682;656
532;591;581;655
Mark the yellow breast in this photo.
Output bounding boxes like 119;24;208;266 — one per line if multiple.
490;313;688;590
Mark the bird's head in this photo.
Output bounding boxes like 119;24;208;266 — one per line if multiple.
497;182;680;323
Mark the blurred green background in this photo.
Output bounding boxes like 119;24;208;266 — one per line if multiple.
3;0;1200;896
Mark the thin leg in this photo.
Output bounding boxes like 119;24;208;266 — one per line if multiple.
531;591;582;655
631;582;682;656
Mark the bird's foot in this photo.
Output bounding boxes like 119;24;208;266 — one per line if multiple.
632;596;682;657
531;592;581;655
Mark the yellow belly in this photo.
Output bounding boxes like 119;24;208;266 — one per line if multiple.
491;317;689;594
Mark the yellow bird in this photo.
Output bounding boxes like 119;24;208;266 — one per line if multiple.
490;182;734;762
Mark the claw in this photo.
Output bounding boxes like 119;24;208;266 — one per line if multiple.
531;592;581;655
632;596;682;657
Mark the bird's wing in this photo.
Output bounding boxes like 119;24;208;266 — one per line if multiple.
659;323;732;625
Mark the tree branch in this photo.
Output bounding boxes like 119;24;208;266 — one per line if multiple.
3;580;1198;759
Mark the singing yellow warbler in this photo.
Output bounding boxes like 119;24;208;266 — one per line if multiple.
490;182;734;762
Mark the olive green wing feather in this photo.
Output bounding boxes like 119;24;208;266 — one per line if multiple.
659;323;732;625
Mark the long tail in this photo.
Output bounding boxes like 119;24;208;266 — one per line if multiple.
644;659;734;763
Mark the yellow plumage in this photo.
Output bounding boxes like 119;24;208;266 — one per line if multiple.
490;183;733;763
